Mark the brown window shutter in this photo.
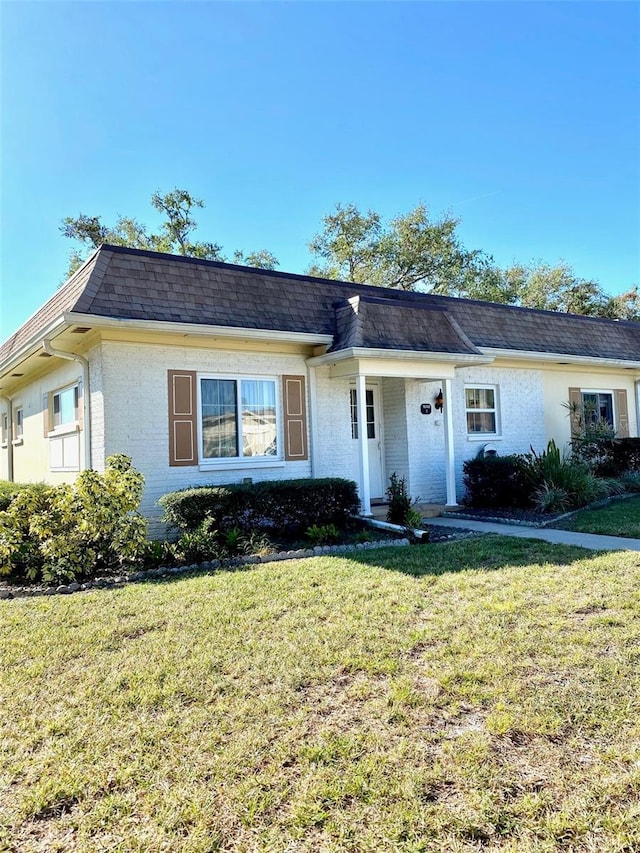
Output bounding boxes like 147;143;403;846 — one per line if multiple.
43;393;50;437
168;370;198;466
615;389;629;438
282;375;308;461
568;387;582;436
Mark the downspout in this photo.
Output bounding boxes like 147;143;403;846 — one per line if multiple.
0;396;13;482
42;340;92;470
636;381;640;438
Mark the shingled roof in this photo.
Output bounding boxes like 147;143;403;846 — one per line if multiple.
2;244;640;365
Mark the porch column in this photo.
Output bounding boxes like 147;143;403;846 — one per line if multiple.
356;373;372;516
442;377;458;507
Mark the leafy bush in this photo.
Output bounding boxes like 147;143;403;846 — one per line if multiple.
0;454;147;584
160;478;359;534
385;472;412;524
306;524;341;545
0;480;50;512
574;437;640;477
176;519;274;563
532;484;570;514
621;472;640;493
463;455;530;508
520;441;603;509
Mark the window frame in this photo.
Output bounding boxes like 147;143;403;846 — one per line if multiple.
464;384;501;440
580;389;615;430
49;383;80;436
12;406;24;446
1;412;8;448
197;372;283;469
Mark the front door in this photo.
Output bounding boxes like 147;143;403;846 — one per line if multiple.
350;385;384;499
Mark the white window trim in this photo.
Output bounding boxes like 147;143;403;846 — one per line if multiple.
465;383;502;440
1;412;8;448
12;406;24;446
197;372;283;468
48;383;80;437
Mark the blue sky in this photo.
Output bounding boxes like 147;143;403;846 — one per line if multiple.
1;1;639;338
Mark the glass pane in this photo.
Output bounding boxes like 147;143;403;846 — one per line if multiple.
466;387;494;409
366;389;375;439
466;412;496;434
241;380;277;457
201;379;238;458
350;389;358;440
54;387;76;427
598;393;613;427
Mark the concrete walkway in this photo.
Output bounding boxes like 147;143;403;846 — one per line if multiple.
429;517;640;552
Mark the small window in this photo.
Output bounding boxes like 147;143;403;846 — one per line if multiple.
14;408;23;440
1;413;8;446
465;385;499;436
200;376;277;461
581;392;614;429
52;385;79;431
350;388;375;440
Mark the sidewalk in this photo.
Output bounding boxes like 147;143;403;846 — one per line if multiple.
429;517;640;552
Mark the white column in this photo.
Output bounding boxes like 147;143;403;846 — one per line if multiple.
356;373;372;516
442;377;458;507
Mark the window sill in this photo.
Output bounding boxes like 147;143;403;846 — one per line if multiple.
198;459;286;472
11;438;24;447
48;424;80;438
466;435;503;442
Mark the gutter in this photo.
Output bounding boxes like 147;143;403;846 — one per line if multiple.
307;346;494;368
0;396;13;481
479;347;640;371
42;340;92;470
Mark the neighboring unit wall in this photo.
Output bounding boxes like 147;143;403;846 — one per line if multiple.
0;351;102;485
100;341;322;533
543;369;639;449
311;365;353;481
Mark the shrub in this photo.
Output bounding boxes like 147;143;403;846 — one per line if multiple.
576;437;640;477
463;455;530;508
0;454;147;584
0;480;50;512
306;523;341;545
176;519;274;563
521;441;604;510
621;472;640;493
159;478;359;534
385;472;413;525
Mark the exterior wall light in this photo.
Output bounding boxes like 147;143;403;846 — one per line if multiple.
435;388;444;412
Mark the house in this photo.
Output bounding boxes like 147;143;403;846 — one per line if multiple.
1;244;639;533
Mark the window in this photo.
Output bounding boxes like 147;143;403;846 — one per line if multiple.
1;413;8;447
581;391;614;429
52;385;79;431
465;385;499;436
200;376;277;461
14;408;23;442
350;388;375;440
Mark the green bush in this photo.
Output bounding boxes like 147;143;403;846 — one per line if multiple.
385;472;412;524
0;454;147;584
521;441;603;510
0;480;50;512
463;455;530;508
159;478;360;534
306;523;341;545
574;437;640;477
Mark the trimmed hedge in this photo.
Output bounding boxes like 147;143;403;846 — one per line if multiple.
463;455;530;508
590;438;640;477
159;478;360;534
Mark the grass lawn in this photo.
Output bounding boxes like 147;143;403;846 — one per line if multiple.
2;536;640;852
555;495;640;538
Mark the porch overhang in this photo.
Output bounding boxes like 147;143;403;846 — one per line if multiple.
306;346;493;379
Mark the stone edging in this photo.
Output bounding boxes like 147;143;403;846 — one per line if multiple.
0;538;411;600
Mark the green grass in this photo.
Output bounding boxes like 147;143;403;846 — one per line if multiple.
555;495;640;538
2;536;640;852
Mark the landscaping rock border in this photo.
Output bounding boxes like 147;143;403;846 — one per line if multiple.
0;538;411;600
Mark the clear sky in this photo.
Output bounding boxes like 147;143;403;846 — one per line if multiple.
1;1;639;339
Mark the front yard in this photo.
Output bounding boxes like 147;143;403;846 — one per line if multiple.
2;537;640;852
553;495;640;538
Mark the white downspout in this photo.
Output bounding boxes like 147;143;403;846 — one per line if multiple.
42;340;92;470
0;396;14;482
442;377;458;507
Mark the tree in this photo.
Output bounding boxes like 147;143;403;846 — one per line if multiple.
60;188;278;279
308;202;494;294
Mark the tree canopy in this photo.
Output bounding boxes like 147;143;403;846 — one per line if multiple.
60;189;278;278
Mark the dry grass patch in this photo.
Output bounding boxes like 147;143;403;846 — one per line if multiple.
1;536;640;851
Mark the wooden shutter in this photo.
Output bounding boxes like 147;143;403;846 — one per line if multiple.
168;370;198;466
568;387;582;436
42;393;50;437
282;375;308;461
615;389;629;438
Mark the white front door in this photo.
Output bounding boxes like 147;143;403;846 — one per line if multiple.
350;385;384;499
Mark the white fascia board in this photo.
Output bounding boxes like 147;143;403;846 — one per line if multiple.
306;347;494;367
480;347;640;370
65;313;334;346
0;316;68;379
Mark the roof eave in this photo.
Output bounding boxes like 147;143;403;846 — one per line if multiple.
307;347;494;367
480;347;640;370
0;316;69;380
